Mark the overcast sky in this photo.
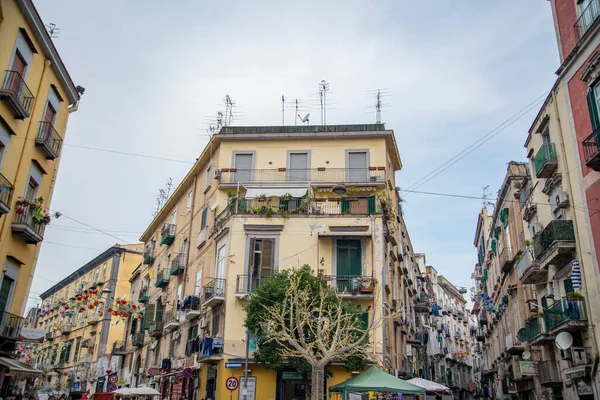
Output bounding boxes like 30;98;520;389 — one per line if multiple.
27;1;558;309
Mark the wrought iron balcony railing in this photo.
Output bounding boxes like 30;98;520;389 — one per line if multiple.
0;70;34;119
36;122;63;159
219;168;386;185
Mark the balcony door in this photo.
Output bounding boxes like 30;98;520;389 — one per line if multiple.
347;151;368;182
0;275;14;313
287;152;308;181
216;243;227;296
7;51;27;95
336;239;361;291
249;238;274;291
233;153;253;183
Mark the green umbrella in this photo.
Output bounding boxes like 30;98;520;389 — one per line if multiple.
329;366;426;395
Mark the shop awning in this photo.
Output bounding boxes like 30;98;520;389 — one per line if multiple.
329;366;425;394
0;357;43;378
244;186;308;199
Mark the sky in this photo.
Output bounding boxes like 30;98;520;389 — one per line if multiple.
27;0;559;309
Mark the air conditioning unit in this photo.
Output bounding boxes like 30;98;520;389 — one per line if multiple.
138;368;144;374
557;192;570;208
214;169;222;179
561;349;572;360
199;317;208;328
172;331;181;340
532;223;543;237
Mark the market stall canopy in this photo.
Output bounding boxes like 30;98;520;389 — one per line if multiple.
113;388;133;396
0;357;42;378
329;366;426;395
406;378;452;394
131;387;161;396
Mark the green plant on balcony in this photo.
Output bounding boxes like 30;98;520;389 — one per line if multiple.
281;193;292;200
256;193;267;201
15;197;51;224
565;291;584;300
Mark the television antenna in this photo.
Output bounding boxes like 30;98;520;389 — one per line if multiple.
365;88;393;123
319;80;330;125
152;178;174;217
281;95;285;126
45;23;60;39
481;185;495;209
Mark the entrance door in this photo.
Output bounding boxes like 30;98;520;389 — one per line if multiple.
0;276;15;313
233;153;253;183
288;152;308;181
348;151;368;182
336;239;361;292
216;244;227;296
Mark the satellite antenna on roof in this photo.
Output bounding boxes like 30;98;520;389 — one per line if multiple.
299;113;310;126
45;23;59;39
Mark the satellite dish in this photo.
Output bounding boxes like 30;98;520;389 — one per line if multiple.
522;350;531;360
555;332;574;350
299;113;310;124
516;328;527;343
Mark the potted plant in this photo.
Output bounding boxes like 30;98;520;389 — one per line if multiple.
359;277;374;293
298;197;310;214
257;193;267;201
281;193;292;200
566;291;584;301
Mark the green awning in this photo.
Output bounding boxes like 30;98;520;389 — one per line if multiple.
329;366;426;394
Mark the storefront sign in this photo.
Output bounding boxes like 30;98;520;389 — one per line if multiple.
18;328;46;343
238;377;256;400
519;361;537;376
147;368;160;376
578;384;593;396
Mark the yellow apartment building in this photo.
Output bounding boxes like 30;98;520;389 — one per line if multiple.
116;124;426;400
0;0;81;354
35;244;142;394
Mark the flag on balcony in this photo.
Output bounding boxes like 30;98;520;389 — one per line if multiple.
571;260;581;290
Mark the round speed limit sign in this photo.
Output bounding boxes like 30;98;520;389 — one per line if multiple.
226;377;239;391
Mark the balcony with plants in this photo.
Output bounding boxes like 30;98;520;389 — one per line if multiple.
533;220;576;268
12;197;50;244
543;296;587;334
532;142;558;178
0;173;14;216
322;275;375;299
36;121;63;160
0;70;35;119
517;245;545;284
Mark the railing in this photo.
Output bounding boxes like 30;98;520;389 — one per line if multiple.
516;250;534;279
220;168;386;184
163;309;179;325
149;320;164;336
544;298;587;331
143;248;155;264
0;173;14;212
538;361;561;384
12;205;46;239
230;196;379;216
1;70;35;115
133;331;144;346
524;317;544;342
138;287;148;302
161;223;176;245
323;275;375;295
575;0;600;40
519;183;532;210
583;127;600;166
203;278;225;303
0;311;23;340
36;121;63;157
112;340;127;353
155;269;169;287
532;143;557;176
170;254;185;275
499;247;515;272
533;220;575;259
235;275;269;294
181;295;200;311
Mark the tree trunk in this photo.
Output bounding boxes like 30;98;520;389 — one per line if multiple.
311;365;325;400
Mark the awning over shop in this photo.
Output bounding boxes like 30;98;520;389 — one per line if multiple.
244;186;308;199
0;357;43;378
329;366;425;395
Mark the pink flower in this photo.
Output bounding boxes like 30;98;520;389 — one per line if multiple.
16;207;23;215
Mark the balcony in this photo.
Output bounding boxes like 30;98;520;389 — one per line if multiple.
45;331;53;342
161;223;176;245
544;298;587;334
475;328;485;342
0;311;22;341
143;248;155;264
575;0;600;41
61;324;72;335
517;250;546;285
533;220;576;268
0;174;14;215
398;359;414;378
524;316;554;346
11;205;46;244
138;288;149;303
414;295;431;313
0;70;34;119
504;334;524;355
133;331;145;347
229;196;379;217
111;340;127;355
202;278;225;308
35;122;63;160
323;276;375;299
163;310;180;331
235;275;267;299
87;314;101;325
499;247;515;274
219;168;386;187
583;128;600;171
538;361;562;388
533;143;558;178
182;296;201;320
155;269;169;288
170;254;185;276
149;320;163;338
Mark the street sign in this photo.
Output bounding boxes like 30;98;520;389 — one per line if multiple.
225;362;242;369
72;381;81;391
226;377;239;391
108;384;117;392
183;368;192;378
109;375;118;384
238;377;256;400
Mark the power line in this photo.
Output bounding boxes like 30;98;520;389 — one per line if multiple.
50;211;129;243
63;144;194;164
44;241;106;252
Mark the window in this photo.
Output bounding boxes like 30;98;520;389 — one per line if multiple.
347;151;368;182
195;268;203;296
211;308;221;337
187;190;193;212
0;259;19;313
24;176;38;201
233;153;254;182
201;208;208;230
0;123;10;171
169;334;176;357
154;339;161;364
287;151;309;181
206;166;212;189
171;209;177;225
248;239;274;287
188;325;198;341
564;279;574;294
182;238;188;265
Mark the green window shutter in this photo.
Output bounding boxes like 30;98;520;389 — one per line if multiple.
587;87;600;131
500;208;509;228
367;196;376;214
359;312;369;330
541;296;548;309
131;318;138;334
564;279;574;294
341;199;350;214
188;325;198;341
279;198;288;212
143;304;155;331
239;198;247;213
491;240;497;255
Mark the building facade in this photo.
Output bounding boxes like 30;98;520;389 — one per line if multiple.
0;0;81;354
35;244;142;394
108;124;468;400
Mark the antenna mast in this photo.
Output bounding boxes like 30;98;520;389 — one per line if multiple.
376;90;382;123
481;185;495;209
45;23;60;39
281;95;285;126
319;80;330;125
295;99;299;126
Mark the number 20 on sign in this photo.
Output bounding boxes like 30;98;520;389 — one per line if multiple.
226;377;239;391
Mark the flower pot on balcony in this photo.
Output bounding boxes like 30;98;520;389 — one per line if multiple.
278;167;286;172
360;287;373;293
317;167;326;171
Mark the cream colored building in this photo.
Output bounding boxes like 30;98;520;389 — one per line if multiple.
35;244;142;394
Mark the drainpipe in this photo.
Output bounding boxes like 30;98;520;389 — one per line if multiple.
180;174;198;304
551;91;600;393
